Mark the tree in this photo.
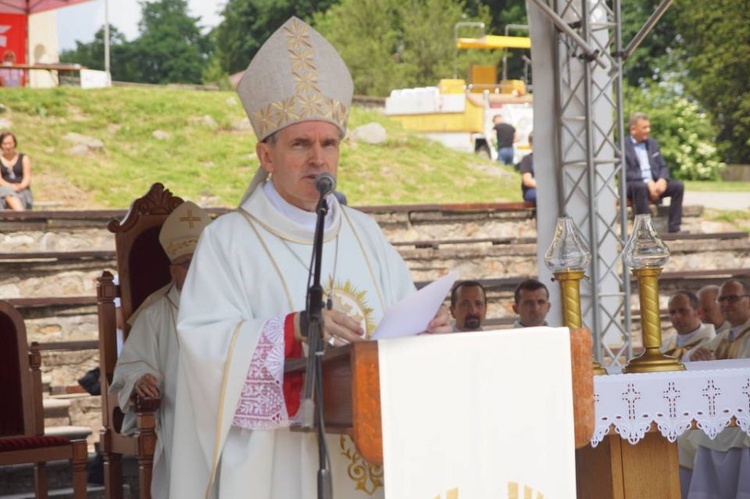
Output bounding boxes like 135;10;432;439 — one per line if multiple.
620;0;680;87
60;26;139;82
314;0;492;96
672;0;750;164
128;0;212;84
213;0;341;76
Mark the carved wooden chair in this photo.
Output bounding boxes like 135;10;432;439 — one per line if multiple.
0;300;88;499
97;183;184;499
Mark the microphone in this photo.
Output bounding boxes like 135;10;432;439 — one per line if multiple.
315;172;336;197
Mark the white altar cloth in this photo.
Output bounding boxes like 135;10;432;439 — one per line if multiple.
592;358;750;446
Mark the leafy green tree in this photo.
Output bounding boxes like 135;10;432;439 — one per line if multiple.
672;0;750;164
620;0;680;87
314;0;492;96
128;0;212;84
625;83;725;180
213;0;341;75
60;26;139;82
312;0;405;96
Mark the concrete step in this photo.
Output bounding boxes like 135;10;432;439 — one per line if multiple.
43;398;72;420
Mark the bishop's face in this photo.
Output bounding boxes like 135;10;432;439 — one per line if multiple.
256;121;341;212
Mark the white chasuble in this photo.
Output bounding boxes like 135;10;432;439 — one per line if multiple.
378;328;577;499
171;184;414;499
111;284;181;499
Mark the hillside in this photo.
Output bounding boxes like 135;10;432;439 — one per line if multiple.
0;87;521;210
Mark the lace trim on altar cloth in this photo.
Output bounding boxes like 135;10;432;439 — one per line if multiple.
232;316;290;430
592;359;750;446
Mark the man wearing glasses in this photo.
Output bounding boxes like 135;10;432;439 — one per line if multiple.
690;279;750;361
684;279;750;497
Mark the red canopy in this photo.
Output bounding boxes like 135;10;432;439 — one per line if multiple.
0;0;94;15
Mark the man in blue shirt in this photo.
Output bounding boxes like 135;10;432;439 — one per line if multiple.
624;112;685;233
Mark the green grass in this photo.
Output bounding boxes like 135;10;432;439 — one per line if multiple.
0;86;521;209
684;180;750;192
1;86;745;215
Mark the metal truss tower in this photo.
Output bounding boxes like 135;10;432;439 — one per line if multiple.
528;0;642;366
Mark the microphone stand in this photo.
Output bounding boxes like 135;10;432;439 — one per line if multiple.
300;194;332;499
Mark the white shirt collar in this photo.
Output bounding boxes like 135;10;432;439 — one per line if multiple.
263;180;337;231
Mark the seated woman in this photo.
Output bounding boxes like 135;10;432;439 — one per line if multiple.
0;131;32;210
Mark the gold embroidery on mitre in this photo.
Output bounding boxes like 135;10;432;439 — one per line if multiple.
325;277;375;339
339;435;383;495
254;17;348;138
165;238;199;257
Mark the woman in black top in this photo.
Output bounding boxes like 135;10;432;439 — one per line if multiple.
0;131;32;210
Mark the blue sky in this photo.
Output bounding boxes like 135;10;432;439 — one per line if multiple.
56;0;223;51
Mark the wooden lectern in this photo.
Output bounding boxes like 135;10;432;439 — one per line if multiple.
287;327;596;466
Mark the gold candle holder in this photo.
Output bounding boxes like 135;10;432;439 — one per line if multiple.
554;269;608;376
622;267;685;373
545;216;607;376
622;214;684;374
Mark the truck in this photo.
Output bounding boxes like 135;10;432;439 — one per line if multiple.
384;32;533;164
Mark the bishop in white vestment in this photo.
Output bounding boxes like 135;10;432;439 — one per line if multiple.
170;17;451;499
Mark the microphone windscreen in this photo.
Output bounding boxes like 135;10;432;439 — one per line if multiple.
315;172;336;196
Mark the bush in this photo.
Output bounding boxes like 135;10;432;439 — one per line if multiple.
625;82;725;180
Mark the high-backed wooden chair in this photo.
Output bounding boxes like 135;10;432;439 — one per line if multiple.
97;183;184;499
0;300;88;499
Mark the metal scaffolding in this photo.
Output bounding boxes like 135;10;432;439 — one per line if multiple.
529;0;672;366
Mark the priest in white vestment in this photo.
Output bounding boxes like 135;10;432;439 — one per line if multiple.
697;284;732;336
660;290;716;495
110;201;211;499
170;17;451;499
662;291;716;362
685;279;750;498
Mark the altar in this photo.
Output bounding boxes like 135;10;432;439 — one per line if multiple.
577;358;750;498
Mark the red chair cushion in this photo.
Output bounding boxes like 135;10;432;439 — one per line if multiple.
0;435;71;452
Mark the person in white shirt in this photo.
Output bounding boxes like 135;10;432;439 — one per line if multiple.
623;112;685;233
512;279;551;328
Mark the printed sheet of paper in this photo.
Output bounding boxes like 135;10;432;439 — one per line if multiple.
371;270;458;340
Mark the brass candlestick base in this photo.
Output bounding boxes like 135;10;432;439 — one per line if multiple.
554;269;608;376
622;267;685;374
622;348;685;373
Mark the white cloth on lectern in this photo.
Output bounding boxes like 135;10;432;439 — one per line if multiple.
379;327;577;498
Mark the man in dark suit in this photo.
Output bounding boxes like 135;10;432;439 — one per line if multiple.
624;112;685;233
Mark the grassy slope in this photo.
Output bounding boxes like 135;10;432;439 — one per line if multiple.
0;86;521;209
1;86;747;229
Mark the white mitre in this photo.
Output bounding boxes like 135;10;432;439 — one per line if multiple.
236;16;354;205
158;201;211;263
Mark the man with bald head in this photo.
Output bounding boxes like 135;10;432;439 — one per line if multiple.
697;284;731;335
662;290;715;360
